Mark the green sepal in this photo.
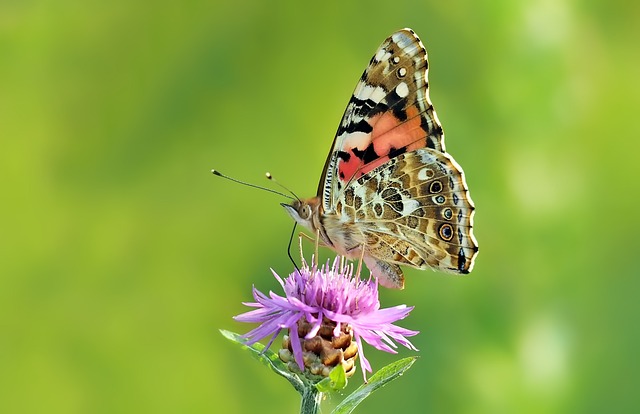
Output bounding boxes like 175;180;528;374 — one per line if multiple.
316;364;348;393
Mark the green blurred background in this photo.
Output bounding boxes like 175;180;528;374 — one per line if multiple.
1;0;639;412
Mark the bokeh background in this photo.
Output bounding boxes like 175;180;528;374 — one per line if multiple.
2;0;639;413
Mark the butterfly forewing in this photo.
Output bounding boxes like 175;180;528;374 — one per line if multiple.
319;29;446;213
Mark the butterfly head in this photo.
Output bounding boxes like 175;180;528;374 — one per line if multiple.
282;196;332;243
281;198;320;231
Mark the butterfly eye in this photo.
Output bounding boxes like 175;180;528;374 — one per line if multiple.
301;204;312;219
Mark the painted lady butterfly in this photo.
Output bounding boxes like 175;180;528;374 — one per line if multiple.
283;28;478;288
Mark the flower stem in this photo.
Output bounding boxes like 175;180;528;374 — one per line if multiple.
300;386;322;414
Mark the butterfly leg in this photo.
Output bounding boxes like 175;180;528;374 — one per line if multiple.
298;232;330;248
297;236;305;265
315;229;320;266
294;231;325;267
356;243;365;278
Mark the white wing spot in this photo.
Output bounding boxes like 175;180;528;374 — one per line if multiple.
417;149;437;165
354;84;387;103
402;199;420;216
392;56;400;64
418;167;434;181
375;48;391;62
370;86;386;103
398;67;407;77
395;82;409;98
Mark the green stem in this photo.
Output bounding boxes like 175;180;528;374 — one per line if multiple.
300;386;322;414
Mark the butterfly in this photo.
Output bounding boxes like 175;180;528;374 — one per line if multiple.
282;28;478;289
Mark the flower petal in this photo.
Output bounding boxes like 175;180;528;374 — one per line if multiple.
234;254;419;379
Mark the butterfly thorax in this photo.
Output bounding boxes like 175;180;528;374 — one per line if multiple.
282;197;365;258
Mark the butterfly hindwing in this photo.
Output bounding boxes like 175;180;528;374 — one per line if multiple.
335;148;477;288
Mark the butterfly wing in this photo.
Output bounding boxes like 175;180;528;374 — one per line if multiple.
310;29;478;288
342;148;478;288
318;28;445;213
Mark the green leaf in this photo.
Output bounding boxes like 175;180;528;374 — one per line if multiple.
220;329;306;394
331;357;418;414
316;364;348;393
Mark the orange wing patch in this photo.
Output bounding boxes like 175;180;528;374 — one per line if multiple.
337;105;427;181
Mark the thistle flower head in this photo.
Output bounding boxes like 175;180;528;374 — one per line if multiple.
234;256;418;380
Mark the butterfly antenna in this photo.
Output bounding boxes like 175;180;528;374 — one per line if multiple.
266;172;301;202
211;169;294;200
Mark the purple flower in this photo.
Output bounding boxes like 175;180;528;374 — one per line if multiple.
234;256;419;379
